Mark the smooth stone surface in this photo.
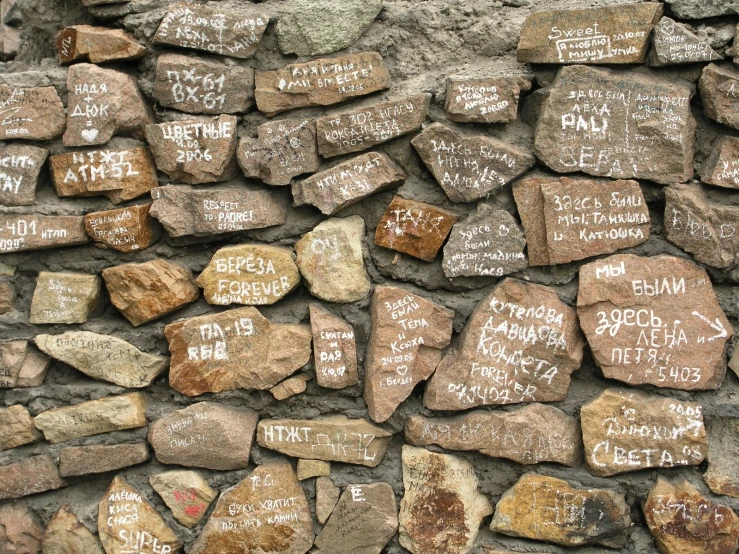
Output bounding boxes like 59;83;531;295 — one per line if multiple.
149;470;217;529
700;64;739;130
0;84;65;140
29;271;102;324
310;303;359;389
57;25;145;64
85;203;158;252
0;144;48;206
58;443;150;477
43;505;104;554
704;417;739;498
296;459;330;481
701;136;739;189
270;373;311;400
0;404;42;451
0;215;89;254
648;17;722;66
0;503;43;553
316;477;340;525
0;455;65;500
445;76;530;123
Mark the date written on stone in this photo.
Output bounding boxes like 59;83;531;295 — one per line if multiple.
0;215;89;254
445;76;531;124
0;84;66;141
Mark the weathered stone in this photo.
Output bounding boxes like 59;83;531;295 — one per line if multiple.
649;17;722;66
98;476;182;554
33;392;147;443
665;0;739;19
190;461;312;554
270;373;311;401
316;94;430;158
0;503;43;553
581;388;707;477
293;152;406;215
426;278;584;410
731;348;739;378
315;482;398;554
701;136;739;189
700;64;739;130
577;254;732;389
57;25;145;64
255;52;391;116
150;185;288;237
15;346;51;388
0;405;42;451
196;244;300;306
445;77;530;123
0;144;48;206
0;84;65;140
0;340;51;389
0;215;89;254
43;505;104;554
513;176;650;266
411;123;535;203
0;281;14;314
238;119;320;186
644;478;739;554
63;64;153;147
29;271;103;324
276;0;383;56
80;0;124;5
310;304;359;389
149;470;217;529
153;53;254;114
399;446;492;554
103;258;199;327
85;204;158;252
296;460;329;481
704;417;739;498
405;403;582;466
316;477;340;524
364;285;454;422
166;306;312;396
442;204;527;278
535;65;695;184
490;473;631;548
0;455;65;500
295;216;371;303
153;4;269;59
59;443;150;477
49;146;159;204
257;415;392;467
145;115;238;185
517;3;662;64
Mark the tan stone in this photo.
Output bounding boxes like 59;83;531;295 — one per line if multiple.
704;418;739;498
149;470;217;529
296;459;330;480
649;17;722;66
43;505;104;554
0;281;14;314
425;278;584;410
85;204;158;252
103;258;199;327
255;52;391;116
33;392;147;443
0;503;43;553
700;64;739;130
0;84;65;141
15;346;50;387
0;215;89;254
445;76;530;123
257;415;392;467
166;306;312;396
364;285;454;423
399;446;492;554
0;455;65;500
577;254;732;389
57;25;145;64
0;405;42;451
270;373;311;401
701;136;739;189
59;443;150;477
316;477;340;524
0;340;51;389
293;152;406;215
405;403;582;466
310;304;359;389
0;144;48;206
29;271;103;324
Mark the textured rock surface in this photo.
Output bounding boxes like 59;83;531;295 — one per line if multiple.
29;271;102;324
0;144;48;206
445;77;530;123
0;503;43;553
701;136;739;189
310;303;359;389
85;203;158;252
58;443;150;477
56;25;145;64
316;477;341;525
270;373;311;400
0;340;50;389
704;417;739;497
0;455;65;500
0;84;65;140
43;505;104;554
149;470;217;529
296;459;330;480
0;215;89;254
699;64;739;130
0;404;42;451
648;17;722;66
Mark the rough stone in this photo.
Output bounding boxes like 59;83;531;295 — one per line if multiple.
255;52;391;116
145;115;238;185
149;470;217;529
166;306;312;396
153;4;269;59
237;119;320;186
0;455;65;500
43;505;104;554
316;477;340;524
411;123;535;203
513;176;650;266
0;340;51;389
314;482;398;554
189;461;312;554
0;84;65;140
316;94;430;158
270;373;311;401
296;459;330;481
295;216;371;303
405;403;582;466
29;271;102;324
33;392;147;443
425;278;584;410
85;203;158;252
0;281;14;314
103;258;200;327
310;303;359;389
364;285;454;422
535;65;695;184
0;144;48;206
399;446;492;554
644;478;739;554
14;345;50;388
0;215;89;254
148;402;258;470
63;64;153;147
445;77;530;123
257;415;392;467
98;476;182;554
581;388;707;477
577;254;732;389
701;136;739;189
0;503;43;553
59;443;150;477
517;3;663;64
196;244;300;306
0;404;42;451
293;152;406;215
442;204;527;278
490;473;631;548
649;17;722;66
153;53;254;114
276;0;383;56
664;0;739;19
57;25;145;64
704;417;739;498
700;64;739;130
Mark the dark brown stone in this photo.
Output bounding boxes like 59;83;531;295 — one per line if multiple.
85;203;158;252
445;77;531;123
0;215;89;254
0;84;65;141
0;144;48;206
59;443;150;477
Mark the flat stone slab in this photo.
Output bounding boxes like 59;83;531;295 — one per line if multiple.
44;506;104;554
58;443;150;477
702;136;739;189
0;84;65;140
648;17;722;66
316;477;340;524
0;144;48;206
0;405;42;451
445;76;530;123
699;63;739;130
149;470;217;528
0;455;65;500
29;271;102;324
0;215;89;254
296;459;330;480
310;303;359;389
85;203;158;252
57;25;146;64
577;254;732;389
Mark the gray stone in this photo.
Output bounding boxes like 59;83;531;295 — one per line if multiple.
665;0;739;19
649;17;722;66
445;77;530;123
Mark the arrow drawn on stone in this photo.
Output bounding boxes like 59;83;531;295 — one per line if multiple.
692;311;728;342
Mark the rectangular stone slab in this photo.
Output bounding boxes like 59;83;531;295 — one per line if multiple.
0;455;65;500
445;76;530;123
0;215;89;253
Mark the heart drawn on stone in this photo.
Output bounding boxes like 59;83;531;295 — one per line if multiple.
81;128;99;142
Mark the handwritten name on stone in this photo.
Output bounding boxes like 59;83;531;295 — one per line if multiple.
0;84;65;140
56;25;146;64
701;136;739;189
29;271;102;325
0;215;89;253
577;254;733;389
699;63;739;130
310;304;359;389
85;204;158;252
648;17;722;66
0;144;48;206
445;76;531;123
